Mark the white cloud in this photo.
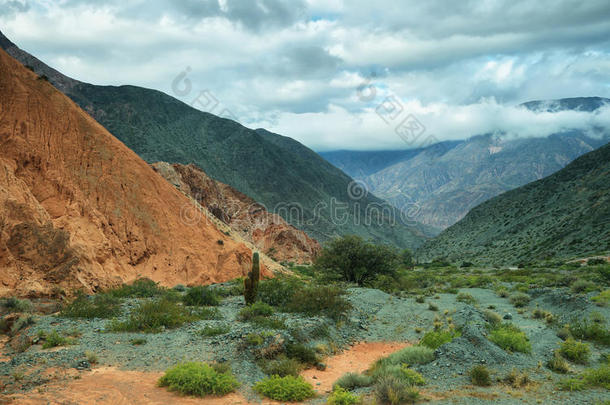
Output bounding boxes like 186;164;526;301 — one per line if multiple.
1;0;609;150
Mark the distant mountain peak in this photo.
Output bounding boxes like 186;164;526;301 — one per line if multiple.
521;96;610;113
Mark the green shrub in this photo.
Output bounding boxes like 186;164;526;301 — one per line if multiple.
108;298;204;333
469;365;491;386
456;292;477;305
427;302;438;311
419;329;460;350
40;330;76;349
245;333;264;346
571;280;597;294
592;289;610;306
372;364;425;386
258;276;304;307
130;338;147;345
106;278;166;298
158;362;239;396
198;325;230;337
568;317;610;346
238;302;274;321
334;372;373;390
483;310;502;326
559;339;590;364
249;316;286;330
327;387;360;405
183;286;220;306
588;258;607;266
285;284;351;321
557;378;586;391
286;343;318;365
582;364;610;389
415;296;425;304
509;293;530;308
260;357;302;377
488;323;531;353
61;292;122;319
377;346;435;367
0;297;33;313
314;235;400;286
547;350;569;373
495;287;509;298
253;375;315;402
374;375;419;405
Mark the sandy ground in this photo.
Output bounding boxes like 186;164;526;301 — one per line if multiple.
3;342;409;405
301;341;410;393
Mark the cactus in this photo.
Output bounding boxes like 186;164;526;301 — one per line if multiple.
244;252;260;305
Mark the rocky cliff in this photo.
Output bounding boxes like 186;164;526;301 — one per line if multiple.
0;49;267;297
152;163;320;264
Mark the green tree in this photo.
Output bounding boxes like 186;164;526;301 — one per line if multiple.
314;235;400;286
401;249;414;269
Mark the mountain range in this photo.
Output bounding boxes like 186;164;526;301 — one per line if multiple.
0;30;426;249
322;103;609;232
417;141;610;265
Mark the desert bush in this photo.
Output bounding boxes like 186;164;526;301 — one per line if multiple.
285;284;351;321
559;339;590;364
85;351;98;364
61;292;122;319
588;258;607;266
504;368;529;388
469;365;491;386
198;325;230;337
509;293;530;308
571;279;597;294
238;302;274;321
314;235;400;286
592;289;610;306
372;364;425;386
260;357;302;377
258;276;304;307
245;333;264;346
415;296;425;303
557;364;610;391
488;323;531;353
327;387;360;405
374;375;419;405
547;350;569;373
286;343;318;365
0;297;33;313
456;292;477;305
568;317;610;346
158;362;239;396
109;298;205;333
427;302;438;311
379;346;435;367
40;329;76;349
253;375;315;402
495;286;510;298
249;316;286;329
419;329;460;350
106;278;167;298
334;372;373;390
557;378;586;391
183;286;220;306
483;310;502;326
130;338;147;345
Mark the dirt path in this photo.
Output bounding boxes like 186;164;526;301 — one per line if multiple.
301;341;410;393
3;342;410;404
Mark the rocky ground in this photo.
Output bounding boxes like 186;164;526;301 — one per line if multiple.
0;281;609;404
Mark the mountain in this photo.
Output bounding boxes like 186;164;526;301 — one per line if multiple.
151;162;320;264
362;118;608;230
0;30;425;248
319;142;461;180
417;142;610;265
0;48;266;297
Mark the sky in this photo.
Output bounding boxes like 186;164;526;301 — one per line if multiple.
1;0;610;150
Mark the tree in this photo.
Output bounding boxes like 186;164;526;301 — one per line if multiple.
314;235;400;286
401;249;414;269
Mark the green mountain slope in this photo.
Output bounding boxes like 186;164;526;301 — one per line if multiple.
417;143;610;265
0;31;425;247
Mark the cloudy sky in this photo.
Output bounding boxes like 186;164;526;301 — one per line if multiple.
2;0;610;150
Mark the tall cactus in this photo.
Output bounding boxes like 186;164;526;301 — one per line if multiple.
244;252;260;305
